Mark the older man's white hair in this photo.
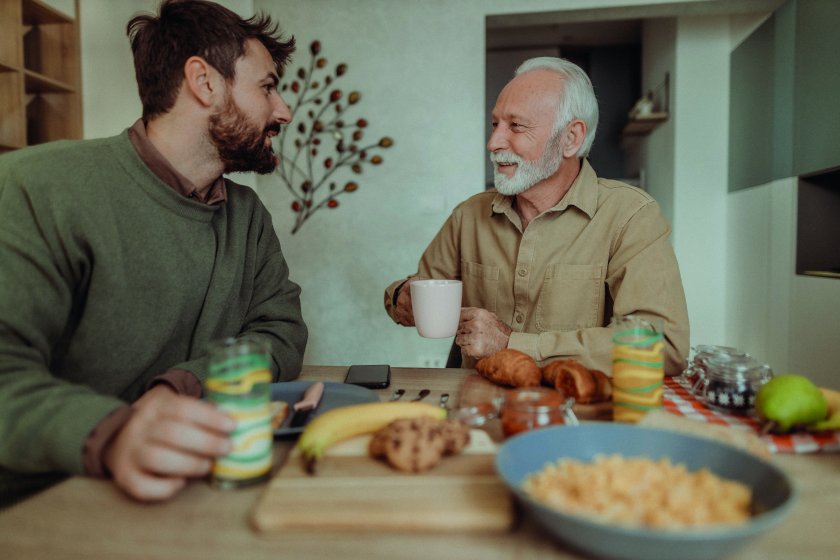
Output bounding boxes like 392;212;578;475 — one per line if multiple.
515;57;599;158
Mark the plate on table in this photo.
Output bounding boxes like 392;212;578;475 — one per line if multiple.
271;381;379;436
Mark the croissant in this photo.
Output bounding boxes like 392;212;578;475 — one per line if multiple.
475;349;542;388
542;359;612;404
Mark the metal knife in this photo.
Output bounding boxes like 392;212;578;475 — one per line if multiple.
288;381;325;428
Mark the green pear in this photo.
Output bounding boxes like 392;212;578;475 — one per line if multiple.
755;374;828;433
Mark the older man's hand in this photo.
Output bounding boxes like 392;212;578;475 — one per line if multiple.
455;307;512;359
393;275;429;326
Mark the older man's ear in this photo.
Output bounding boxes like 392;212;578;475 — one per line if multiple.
562;119;587;158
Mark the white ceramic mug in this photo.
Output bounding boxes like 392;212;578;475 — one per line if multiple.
409;279;462;338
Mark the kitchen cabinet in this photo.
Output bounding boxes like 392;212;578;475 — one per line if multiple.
730;0;840;279
729;0;840;191
0;0;81;153
791;0;840;177
796;167;840;278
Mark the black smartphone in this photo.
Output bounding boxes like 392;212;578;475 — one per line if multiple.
345;364;391;389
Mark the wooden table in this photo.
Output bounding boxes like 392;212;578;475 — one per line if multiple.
1;366;838;560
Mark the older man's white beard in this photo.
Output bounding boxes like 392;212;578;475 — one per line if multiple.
491;144;563;196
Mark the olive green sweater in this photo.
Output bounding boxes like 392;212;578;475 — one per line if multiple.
0;131;307;505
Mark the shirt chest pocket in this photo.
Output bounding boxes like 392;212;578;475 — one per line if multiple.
461;260;499;313
535;264;604;331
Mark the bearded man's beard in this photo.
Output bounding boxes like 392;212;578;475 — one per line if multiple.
491;131;564;196
209;95;280;174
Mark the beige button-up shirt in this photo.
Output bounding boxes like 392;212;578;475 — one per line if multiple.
385;160;690;376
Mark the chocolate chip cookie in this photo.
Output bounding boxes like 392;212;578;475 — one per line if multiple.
369;417;471;473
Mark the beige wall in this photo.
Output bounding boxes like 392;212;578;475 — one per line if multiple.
77;0;827;379
41;0;75;17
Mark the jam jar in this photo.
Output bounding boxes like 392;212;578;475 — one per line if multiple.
500;387;578;437
696;354;773;415
681;345;747;395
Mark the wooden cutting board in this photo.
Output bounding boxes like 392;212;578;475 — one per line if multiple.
251;430;514;533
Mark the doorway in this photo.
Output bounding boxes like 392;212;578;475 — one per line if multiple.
485;18;643;189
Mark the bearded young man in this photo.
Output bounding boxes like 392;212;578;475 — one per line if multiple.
384;57;689;377
0;0;307;506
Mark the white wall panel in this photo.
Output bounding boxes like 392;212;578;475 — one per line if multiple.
671;16;731;348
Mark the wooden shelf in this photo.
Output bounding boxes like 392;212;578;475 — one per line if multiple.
0;142;25;153
622;112;668;137
800;271;840;279
22;0;73;25
24;68;75;94
0;0;81;150
0;61;20;73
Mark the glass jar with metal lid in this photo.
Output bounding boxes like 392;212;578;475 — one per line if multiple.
681;345;748;395
695;354;773;415
500;387;578;437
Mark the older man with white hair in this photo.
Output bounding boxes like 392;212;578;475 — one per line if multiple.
384;57;689;377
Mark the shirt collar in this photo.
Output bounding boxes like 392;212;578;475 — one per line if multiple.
127;119;227;205
490;159;598;220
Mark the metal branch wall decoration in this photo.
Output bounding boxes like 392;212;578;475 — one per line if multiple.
276;40;394;234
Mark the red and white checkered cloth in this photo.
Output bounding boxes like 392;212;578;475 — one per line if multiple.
663;377;840;453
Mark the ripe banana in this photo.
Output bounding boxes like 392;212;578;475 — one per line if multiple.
808;387;840;432
296;401;447;472
819;387;840;413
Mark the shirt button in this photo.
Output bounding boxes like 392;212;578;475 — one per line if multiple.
515;314;524;324
518;268;527;277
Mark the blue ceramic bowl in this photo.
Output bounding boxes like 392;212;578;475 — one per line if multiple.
495;423;795;560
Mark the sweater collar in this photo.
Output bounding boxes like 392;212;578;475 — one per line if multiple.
127;119;227;205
